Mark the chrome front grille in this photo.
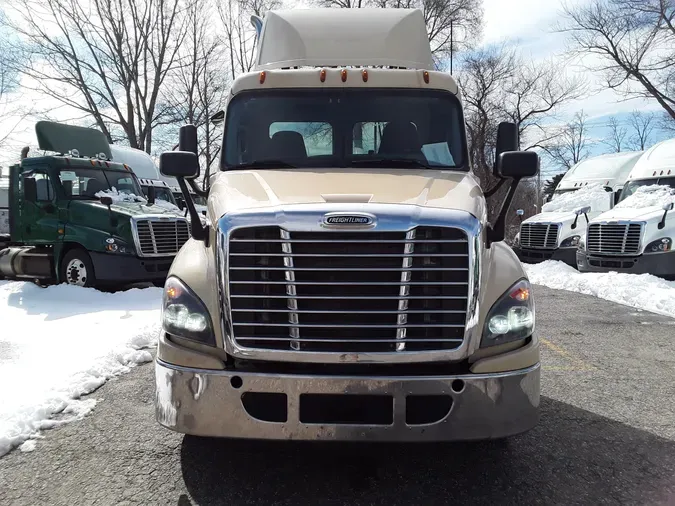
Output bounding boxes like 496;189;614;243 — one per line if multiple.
227;226;470;353
134;219;190;256
587;223;642;255
520;223;559;249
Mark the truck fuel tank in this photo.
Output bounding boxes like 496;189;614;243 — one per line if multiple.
0;247;53;280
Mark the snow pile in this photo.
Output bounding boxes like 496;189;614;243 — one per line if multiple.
615;185;675;210
543;184;611;213
0;281;162;457
151;198;181;212
525;261;675;318
95;187;147;204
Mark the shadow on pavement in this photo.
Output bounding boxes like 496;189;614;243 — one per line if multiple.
179;397;675;506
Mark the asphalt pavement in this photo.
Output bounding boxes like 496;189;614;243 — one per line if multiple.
1;285;675;506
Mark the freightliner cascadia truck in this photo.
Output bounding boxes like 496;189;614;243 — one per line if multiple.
577;137;675;278
514;151;642;267
0;122;190;288
155;9;541;441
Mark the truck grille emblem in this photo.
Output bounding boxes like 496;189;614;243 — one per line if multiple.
322;213;375;226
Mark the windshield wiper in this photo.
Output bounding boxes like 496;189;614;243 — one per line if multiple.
228;160;297;169
351;158;434;169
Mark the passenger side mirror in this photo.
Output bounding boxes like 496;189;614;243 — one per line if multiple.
495;151;539;179
574;206;591;215
663;202;674;212
159;151;200;179
100;195;113;206
494;122;518;163
24;177;37;203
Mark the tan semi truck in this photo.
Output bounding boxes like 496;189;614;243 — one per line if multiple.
155;9;541;441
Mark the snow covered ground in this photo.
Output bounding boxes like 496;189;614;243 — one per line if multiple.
0;281;161;457
525;261;675;319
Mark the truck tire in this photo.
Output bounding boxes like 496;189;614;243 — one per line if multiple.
60;249;96;288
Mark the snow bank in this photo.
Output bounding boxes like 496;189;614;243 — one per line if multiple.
95;188;147;204
0;281;162;457
524;261;675;318
615;185;675;210
543;184;611;213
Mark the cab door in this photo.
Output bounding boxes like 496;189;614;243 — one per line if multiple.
19;170;60;245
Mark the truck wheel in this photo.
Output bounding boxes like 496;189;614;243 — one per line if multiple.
60;249;96;288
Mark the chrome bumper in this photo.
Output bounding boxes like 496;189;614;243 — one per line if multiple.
155;360;540;442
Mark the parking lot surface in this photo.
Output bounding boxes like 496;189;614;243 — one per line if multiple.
1;285;674;505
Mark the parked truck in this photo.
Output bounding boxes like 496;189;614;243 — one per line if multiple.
514;151;642;266
154;9;541;442
109;144;180;209
577;138;675;278
0;122;190;288
0;168;9;239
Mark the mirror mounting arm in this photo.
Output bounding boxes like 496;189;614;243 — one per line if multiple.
187;178;208;198
177;177;208;243
487;177;521;247
658;203;673;230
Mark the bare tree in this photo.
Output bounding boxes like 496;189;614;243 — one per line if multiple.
458;46;585;221
627;110;657;150
542;111;590;170
560;0;675;120
0;11;29;151
6;0;191;154
313;0;483;66
164;0;228;186
219;0;280;79
603;116;627;152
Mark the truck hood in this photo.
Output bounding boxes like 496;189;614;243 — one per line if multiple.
208;169;486;219
593;206;664;222
523;211;577;224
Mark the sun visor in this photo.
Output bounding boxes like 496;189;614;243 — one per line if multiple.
35;121;112;160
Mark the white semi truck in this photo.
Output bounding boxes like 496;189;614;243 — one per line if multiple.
577;138;675;278
154;9;541;442
514;151;642;266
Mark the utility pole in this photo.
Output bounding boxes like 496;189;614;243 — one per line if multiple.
450;19;453;74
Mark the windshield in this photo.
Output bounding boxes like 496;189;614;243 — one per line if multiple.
620;177;675;202
58;168;143;199
222;89;466;170
141;185;176;205
543;184;613;213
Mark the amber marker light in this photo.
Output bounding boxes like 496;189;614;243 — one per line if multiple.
166;285;180;299
510;286;530;302
362;69;368;82
341;69;347;82
259;71;266;84
423;71;430;84
320;69;326;82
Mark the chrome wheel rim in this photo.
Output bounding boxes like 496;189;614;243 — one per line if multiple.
66;258;88;286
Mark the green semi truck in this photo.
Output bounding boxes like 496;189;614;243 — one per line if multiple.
0;122;190;288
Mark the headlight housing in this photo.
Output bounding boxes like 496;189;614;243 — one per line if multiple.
104;237;134;254
578;234;586;250
482;279;535;348
162;276;215;346
560;235;580;248
645;237;672;253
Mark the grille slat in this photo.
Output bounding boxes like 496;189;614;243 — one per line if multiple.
134;219;190;256
587;223;642;255
228;226;469;353
520;223;559;249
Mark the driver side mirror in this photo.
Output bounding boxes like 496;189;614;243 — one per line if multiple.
159;151;200;179
575;206;591;216
663;202;674;212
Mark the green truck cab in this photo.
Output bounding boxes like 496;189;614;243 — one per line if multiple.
0;122;190;288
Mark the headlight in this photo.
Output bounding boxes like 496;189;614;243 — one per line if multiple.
104;237;133;254
560;235;580;248
162;276;215;346
482;279;535;348
645;237;672;253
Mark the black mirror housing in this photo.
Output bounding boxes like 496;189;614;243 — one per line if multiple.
179;125;198;155
496;122;518;156
100;195;113;206
496;151;539;179
146;185;156;206
159;151;200;179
